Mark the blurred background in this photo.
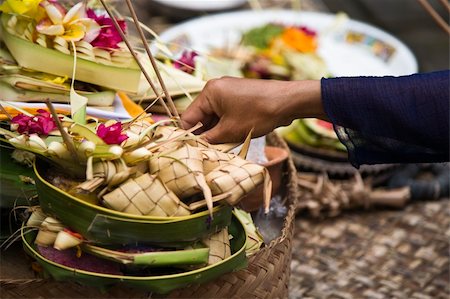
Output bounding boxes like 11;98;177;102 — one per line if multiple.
135;0;449;72
321;0;449;72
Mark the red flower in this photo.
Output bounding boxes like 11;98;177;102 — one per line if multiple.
11;109;57;135
173;50;198;74
87;9;126;49
96;122;128;145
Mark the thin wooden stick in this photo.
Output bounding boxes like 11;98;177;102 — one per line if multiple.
147;122;203;152
98;0;173;118
124;0;181;125
122;92;164;130
417;0;450;35
123;133;162;153
439;0;450;12
0;103;13;120
44;99;79;164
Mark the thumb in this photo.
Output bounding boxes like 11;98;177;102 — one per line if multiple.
202;121;228;144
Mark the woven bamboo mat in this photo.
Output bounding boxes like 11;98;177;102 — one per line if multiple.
289;198;449;298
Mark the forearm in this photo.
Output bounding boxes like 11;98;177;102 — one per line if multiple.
275;80;326;126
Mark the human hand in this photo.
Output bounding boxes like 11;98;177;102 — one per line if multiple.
181;76;323;144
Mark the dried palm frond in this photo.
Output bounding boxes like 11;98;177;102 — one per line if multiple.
26;206;47;227
102;173;190;217
35;217;65;247
202;228;231;265
201;148;235;174
149;144;213;215
77;158;132;193
206;156;272;213
54;229;83;250
153;125;209;152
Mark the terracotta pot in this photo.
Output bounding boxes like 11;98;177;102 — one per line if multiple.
239;146;290;212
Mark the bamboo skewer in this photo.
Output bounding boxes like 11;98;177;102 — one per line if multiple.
124;0;181;125
44;99;79;164
98;0;174;118
123;92;165;131
417;0;450;35
439;0;450;12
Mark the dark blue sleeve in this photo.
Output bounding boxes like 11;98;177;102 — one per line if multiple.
321;70;449;167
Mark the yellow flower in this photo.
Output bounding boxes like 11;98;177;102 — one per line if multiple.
42;75;68;85
36;1;100;42
0;0;44;19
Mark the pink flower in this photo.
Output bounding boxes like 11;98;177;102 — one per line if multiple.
87;9;126;49
11;109;57;135
297;26;316;37
173;50;198;74
96;122;128;145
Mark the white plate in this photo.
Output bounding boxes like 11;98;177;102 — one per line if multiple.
159;10;418;76
152;0;247;11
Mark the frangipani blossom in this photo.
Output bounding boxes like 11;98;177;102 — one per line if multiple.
0;0;45;20
36;0;100;42
96;122;128;145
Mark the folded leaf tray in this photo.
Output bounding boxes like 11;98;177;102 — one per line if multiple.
21;214;247;294
34;160;232;246
1;14;142;93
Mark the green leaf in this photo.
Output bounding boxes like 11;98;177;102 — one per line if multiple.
0;146;36;208
241;24;284;49
69;42;88;125
69;123;105;145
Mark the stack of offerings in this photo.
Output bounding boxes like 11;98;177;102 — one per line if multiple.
0;1;269;293
1;115;269;293
0;2;205;115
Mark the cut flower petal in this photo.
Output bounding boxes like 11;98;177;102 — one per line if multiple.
96;122;128;145
87;9;126;49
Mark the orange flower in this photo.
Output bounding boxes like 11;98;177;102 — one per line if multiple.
281;27;317;53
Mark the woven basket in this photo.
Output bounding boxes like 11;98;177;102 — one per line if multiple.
0;132;299;299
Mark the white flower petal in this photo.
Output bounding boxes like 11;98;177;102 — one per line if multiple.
44;3;64;24
36;23;65;36
79;19;101;43
63;2;85;24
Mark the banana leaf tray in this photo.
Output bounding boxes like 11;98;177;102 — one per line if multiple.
18;213;247;295
34;159;232;247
